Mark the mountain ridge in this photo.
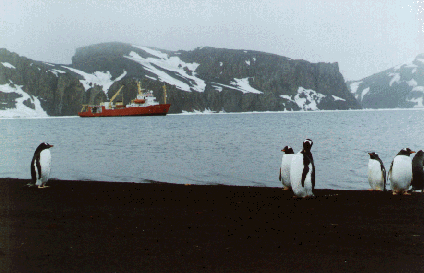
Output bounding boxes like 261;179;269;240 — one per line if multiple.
0;42;361;117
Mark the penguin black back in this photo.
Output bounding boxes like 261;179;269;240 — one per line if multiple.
368;152;387;190
302;139;315;189
30;142;53;184
411;150;424;191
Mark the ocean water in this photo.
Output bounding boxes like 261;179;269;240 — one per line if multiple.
0;109;423;190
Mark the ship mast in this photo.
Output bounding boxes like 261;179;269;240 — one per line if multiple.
163;84;167;104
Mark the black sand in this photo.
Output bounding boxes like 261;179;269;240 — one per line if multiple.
0;178;423;272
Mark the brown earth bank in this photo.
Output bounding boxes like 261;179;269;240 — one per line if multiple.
0;178;423;272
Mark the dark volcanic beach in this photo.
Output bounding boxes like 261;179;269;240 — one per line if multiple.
0;178;423;272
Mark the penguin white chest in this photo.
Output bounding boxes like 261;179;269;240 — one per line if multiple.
390;156;412;191
368;159;384;190
280;154;294;188
290;154;313;198
38;149;52;183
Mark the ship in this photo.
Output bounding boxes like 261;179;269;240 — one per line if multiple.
78;82;171;117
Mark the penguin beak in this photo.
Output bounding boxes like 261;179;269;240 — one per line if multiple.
49;144;54;148
281;149;285;152
410;151;416;154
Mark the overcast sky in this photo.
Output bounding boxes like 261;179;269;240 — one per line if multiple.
1;0;423;81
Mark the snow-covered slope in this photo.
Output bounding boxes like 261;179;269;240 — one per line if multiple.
61;66;127;95
0;82;48;117
348;54;424;109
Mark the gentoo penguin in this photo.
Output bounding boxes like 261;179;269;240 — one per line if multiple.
367;152;386;191
290;139;315;198
411;150;424;192
279;146;295;190
30;142;54;188
388;148;415;195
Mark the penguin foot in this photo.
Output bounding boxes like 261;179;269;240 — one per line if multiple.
392;191;399;195
38;185;50;189
282;187;290;191
402;191;411;196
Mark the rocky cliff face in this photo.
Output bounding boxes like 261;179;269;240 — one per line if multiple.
0;43;361;117
347;54;424;109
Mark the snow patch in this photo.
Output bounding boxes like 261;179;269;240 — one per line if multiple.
0;83;48;117
230;78;262;94
245;60;250;65
145;75;157;81
43;62;55;67
349;81;362;94
1;62;16;69
124;46;205;92
361;87;370;101
412;86;424;92
407;79;418;87
212;85;223;92
407;97;424;108
49;69;66;77
280;87;326;111
388;72;400;86
212;78;262;94
219;62;223;67
61;66;127;94
332;95;346;101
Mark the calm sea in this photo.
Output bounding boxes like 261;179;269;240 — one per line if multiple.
1;109;423;190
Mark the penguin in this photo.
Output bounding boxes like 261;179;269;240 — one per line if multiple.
411;150;424;192
290;139;315;198
367;152;386;191
388;148;415;195
279;146;295;190
30;142;54;188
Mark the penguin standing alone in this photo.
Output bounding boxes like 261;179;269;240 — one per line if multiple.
367;152;386;191
290;139;315;198
279;146;294;190
411;150;424;192
30;142;54;188
388;148;415;195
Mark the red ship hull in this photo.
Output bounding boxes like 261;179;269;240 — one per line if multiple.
78;104;171;117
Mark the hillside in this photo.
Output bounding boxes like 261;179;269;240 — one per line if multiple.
347;54;424;109
0;43;361;117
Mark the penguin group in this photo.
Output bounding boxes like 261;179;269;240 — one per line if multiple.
280;141;424;198
367;148;424;195
279;139;315;198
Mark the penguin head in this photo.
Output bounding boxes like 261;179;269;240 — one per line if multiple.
414;150;424;159
303;139;313;152
397;148;415;156
36;142;54;153
303;139;313;147
281;146;294;154
368;152;381;160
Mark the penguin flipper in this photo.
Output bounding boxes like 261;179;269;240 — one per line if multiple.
279;168;282;181
30;157;37;184
388;160;394;180
36;155;42;180
311;159;315;190
301;155;311;188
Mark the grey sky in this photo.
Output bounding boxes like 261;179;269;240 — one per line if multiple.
1;0;423;81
